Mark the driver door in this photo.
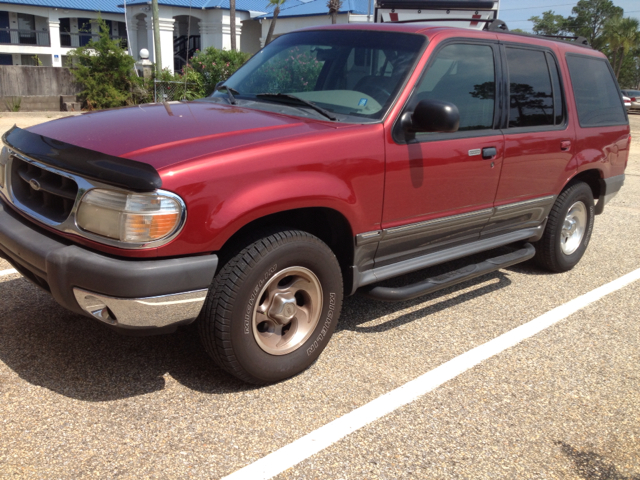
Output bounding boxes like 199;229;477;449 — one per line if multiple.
377;41;505;267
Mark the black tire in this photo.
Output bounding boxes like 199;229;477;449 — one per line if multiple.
534;182;595;273
198;229;343;384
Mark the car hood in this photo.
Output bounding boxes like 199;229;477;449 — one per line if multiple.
26;101;340;171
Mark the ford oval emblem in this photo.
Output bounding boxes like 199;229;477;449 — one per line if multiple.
29;179;41;191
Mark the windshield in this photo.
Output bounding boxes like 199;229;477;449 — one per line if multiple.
210;30;426;122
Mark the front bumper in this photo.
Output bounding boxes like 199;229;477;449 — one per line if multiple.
0;198;218;332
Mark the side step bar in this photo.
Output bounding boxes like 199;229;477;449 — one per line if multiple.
361;243;536;302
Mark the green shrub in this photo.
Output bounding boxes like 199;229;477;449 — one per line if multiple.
69;22;249;107
189;48;250;95
155;66;206;100
68;18;138;110
3;96;21;112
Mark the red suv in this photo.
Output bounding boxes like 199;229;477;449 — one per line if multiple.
0;22;630;384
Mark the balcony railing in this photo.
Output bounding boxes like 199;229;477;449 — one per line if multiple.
60;32;127;49
0;28;50;46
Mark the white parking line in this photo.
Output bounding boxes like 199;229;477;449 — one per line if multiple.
0;268;18;277
222;267;640;480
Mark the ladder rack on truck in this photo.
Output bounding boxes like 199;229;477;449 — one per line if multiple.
375;0;499;28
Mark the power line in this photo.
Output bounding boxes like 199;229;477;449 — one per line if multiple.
501;3;575;11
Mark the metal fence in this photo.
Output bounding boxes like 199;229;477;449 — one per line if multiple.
154;80;197;103
60;32;127;49
0;28;50;46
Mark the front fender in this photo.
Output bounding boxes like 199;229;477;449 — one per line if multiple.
160;124;386;256
207;171;358;250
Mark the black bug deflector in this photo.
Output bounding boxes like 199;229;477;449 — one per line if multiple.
2;126;162;192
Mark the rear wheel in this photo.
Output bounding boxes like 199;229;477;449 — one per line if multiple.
198;229;343;384
534;182;594;273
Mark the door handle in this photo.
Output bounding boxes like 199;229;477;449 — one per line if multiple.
560;140;572;151
482;147;497;159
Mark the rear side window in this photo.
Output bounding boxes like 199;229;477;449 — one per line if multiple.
566;54;626;127
506;47;559;128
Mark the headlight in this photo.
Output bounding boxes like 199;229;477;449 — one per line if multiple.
76;189;184;244
0;146;9;189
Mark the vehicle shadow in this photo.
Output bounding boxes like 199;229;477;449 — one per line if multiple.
340;270;511;334
0;277;253;401
555;440;640;480
0;252;517;402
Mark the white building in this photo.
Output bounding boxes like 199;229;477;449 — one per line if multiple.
257;0;373;47
0;0;374;72
0;1;126;67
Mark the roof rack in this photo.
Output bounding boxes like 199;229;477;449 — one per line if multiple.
502;30;592;48
377;0;496;8
537;34;590;46
385;17;593;48
385;17;507;31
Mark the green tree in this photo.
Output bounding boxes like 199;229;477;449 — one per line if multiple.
618;53;640;88
68;18;138;110
529;10;569;36
603;16;640;79
566;0;623;49
265;0;286;45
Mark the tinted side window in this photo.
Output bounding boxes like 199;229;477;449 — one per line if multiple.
566;54;626;127
413;43;495;131
506;48;554;128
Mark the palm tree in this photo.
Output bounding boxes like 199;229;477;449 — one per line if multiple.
604;16;640;78
265;0;286;45
230;0;237;51
327;0;343;24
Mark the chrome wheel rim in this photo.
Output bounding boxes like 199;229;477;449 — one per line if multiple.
560;201;587;255
252;266;323;355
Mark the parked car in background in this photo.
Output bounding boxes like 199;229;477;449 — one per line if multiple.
621;90;640;113
623;95;632;112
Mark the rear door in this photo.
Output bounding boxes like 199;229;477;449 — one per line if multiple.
487;44;574;237
378;40;505;268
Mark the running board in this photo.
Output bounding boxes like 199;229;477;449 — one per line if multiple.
361;243;535;302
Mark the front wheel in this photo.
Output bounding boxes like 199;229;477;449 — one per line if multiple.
198;230;343;384
534;181;595;273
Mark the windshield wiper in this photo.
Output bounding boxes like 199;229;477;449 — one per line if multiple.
216;84;239;105
255;93;336;121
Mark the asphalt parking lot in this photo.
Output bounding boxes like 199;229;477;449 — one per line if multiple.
1;112;639;479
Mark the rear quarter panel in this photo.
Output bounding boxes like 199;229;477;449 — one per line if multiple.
555;43;630;183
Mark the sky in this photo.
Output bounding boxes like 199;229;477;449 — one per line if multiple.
497;0;640;32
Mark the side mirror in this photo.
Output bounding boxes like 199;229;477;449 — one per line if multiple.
401;99;460;133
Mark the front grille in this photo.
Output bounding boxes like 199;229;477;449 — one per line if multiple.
10;156;78;223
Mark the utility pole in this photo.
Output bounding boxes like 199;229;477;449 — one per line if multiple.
152;0;162;74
